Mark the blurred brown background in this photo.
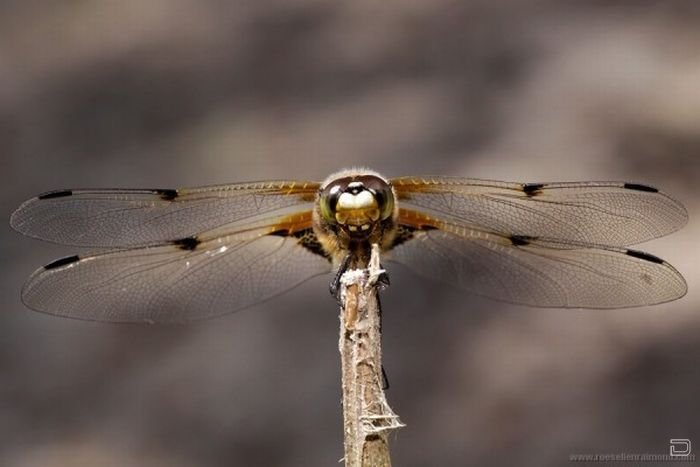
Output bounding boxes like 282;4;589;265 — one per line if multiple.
2;1;699;466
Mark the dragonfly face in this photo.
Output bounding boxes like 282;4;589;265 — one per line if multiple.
10;169;688;322
314;170;398;267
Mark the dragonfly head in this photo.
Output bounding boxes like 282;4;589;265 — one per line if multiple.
318;172;395;238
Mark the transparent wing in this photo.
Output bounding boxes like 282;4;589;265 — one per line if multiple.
21;232;332;323
391;177;688;246
10;181;320;248
386;228;686;308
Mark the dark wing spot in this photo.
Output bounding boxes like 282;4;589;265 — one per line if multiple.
294;228;331;260
38;189;73;200
389;224;438;249
510;234;536;246
172;236;200;251
155;189;179;201
626;249;664;264
45;255;80;270
623;183;658;193
389;225;415;249
269;229;291;237
522;183;544;197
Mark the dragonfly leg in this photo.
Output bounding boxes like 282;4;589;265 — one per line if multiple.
375;260;389;390
381;365;390;390
377;263;390;289
329;253;353;300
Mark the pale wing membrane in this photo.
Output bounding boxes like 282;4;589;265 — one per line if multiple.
386;229;686;308
10;181;319;247
391;177;687;246
21;234;332;322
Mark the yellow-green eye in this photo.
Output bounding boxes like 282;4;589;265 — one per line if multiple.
357;176;394;221
319;184;342;223
373;185;395;221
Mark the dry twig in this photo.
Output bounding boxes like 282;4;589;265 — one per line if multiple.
338;244;404;467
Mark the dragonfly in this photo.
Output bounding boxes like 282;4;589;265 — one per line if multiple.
10;168;687;323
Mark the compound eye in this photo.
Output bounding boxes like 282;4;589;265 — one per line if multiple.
374;185;395;221
319;184;342;223
360;176;395;221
